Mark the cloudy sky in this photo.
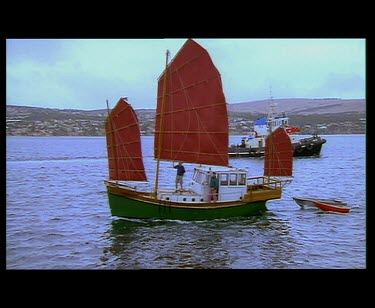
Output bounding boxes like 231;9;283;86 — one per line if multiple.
6;38;366;110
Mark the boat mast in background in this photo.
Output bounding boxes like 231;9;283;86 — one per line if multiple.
267;85;276;132
265;81;293;178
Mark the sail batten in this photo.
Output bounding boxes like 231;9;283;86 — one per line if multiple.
105;98;147;182
155;101;227;116
154;39;229;167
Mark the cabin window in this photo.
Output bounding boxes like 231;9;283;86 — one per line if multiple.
196;172;204;184
220;173;228;186
203;173;209;185
192;170;199;182
238;173;246;185
194;171;209;185
229;174;238;186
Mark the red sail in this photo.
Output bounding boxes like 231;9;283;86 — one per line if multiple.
154;39;229;167
105;98;147;181
264;126;293;176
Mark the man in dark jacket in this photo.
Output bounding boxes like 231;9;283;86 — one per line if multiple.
174;162;186;190
209;172;219;202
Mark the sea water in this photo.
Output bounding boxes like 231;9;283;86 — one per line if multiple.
6;135;366;269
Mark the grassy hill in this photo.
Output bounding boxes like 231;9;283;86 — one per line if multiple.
228;98;365;115
6;98;366;136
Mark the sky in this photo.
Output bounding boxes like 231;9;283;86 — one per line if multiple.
6;38;366;110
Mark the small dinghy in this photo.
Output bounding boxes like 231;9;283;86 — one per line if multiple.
292;197;348;210
312;200;351;213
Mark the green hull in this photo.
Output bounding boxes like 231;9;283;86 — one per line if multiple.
107;191;267;221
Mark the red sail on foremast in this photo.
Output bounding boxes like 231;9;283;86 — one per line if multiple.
264;126;293;177
154;39;229;167
105;97;147;181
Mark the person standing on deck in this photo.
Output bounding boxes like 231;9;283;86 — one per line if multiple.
209;172;219;202
174;162;186;190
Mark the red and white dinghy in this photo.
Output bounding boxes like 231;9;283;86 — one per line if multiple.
312;200;351;213
293;197;347;209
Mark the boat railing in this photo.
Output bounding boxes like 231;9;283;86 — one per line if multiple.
105;180;154;192
247;176;291;190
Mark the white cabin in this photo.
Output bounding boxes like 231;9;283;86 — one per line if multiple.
156;166;249;203
190;166;248;202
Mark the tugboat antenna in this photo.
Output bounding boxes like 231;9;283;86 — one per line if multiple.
268;85;276;132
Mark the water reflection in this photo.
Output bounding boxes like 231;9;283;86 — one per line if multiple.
101;211;298;269
252;213;298;268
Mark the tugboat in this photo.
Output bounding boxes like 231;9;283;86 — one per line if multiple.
229;101;326;158
293;132;326;157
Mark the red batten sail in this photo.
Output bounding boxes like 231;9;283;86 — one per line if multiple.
105;98;147;181
154;39;229;167
264;127;293;176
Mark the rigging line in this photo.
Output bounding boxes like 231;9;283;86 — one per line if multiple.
163;57;201;164
161;78;218;97
171;54;228;166
268;132;292;177
111;102;146;181
166;51;204;78
190;61;228;165
157;41;228;166
154;130;228;134
123;114;145;180
170;59;194;162
191;100;228;166
155;49;170;196
166;58;177;162
155;101;227;116
106;99;119;180
155;39;194;81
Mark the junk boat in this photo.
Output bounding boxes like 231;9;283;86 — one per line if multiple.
104;39;294;221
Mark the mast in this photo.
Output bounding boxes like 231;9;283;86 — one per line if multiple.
154;49;170;197
106;99;119;180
